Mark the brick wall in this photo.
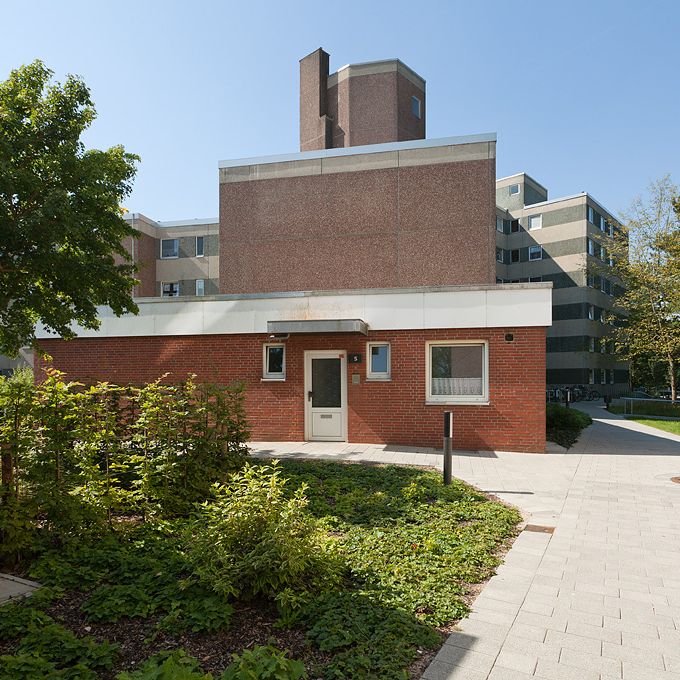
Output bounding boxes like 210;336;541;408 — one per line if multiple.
37;326;546;453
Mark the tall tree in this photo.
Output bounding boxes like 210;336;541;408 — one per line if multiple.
0;61;140;356
605;176;680;401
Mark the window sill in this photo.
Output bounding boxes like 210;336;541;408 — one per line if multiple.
366;376;391;382
261;377;286;382
425;400;490;406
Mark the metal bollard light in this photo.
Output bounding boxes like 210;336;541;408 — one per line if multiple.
443;411;453;486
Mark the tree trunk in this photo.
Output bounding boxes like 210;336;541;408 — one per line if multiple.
670;357;677;403
1;443;13;491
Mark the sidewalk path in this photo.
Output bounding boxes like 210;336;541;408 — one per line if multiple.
252;403;680;679
0;573;39;604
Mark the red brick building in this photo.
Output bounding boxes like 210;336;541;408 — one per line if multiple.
36;49;552;453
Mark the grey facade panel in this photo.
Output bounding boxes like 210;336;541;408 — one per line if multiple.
524;183;548;206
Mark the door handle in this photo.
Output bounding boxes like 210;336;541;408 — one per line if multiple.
307;391;313;401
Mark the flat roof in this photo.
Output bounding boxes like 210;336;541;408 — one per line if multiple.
218;133;497;169
496;172;549;193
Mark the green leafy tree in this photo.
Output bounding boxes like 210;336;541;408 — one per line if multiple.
0;60;140;356
606;176;680;400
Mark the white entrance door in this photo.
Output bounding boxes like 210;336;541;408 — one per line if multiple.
304;350;347;441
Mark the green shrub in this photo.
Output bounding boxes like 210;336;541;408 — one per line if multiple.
0;600;53;641
83;584;158;622
0;653;72;680
188;462;344;618
117;650;212;680
221;645;306;680
546;403;592;430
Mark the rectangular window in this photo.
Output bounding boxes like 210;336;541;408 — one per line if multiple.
263;344;285;380
496;247;504;263
510;249;520;263
528;245;543;261
509;184;520;196
160;238;179;259
589;369;595;385
587;238;595;256
588;305;595;320
510;219;520;233
496;216;505;233
609;369;615;385
588;206;595;223
600;338;606;353
366;342;390;381
161;282;179;298
195;279;205;296
528;214;543;231
426;341;488;404
411;96;421;119
600;277;607;293
528;276;542;282
608;222;614;237
600;369;607;385
195;236;205;257
589;337;595;352
600;215;606;232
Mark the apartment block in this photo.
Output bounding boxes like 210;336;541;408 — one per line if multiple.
495;173;629;393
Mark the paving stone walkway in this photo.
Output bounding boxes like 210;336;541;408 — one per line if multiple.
0;573;39;603
251;402;680;680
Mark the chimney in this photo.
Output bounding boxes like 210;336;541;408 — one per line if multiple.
299;48;332;151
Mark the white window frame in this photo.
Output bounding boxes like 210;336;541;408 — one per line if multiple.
195;236;205;258
262;343;286;381
528;214;543;231
160;238;179;259
195;279;205;296
411;96;421;119
528;245;543;261
366;342;391;381
509;183;520;196
161;281;179;298
425;340;489;405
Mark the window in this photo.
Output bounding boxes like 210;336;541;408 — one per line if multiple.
160;238;179;259
587;273;595;288
161;282;179;298
528;245;543;261
599;308;606;323
509;184;520;196
588;305;595;320
263;344;285;380
589;369;595;385
496;247;504;263
600;338;606;353
195;279;205;296
600;215;606;232
367;342;390;381
609;369;615;385
426;341;488;403
608;222;614;237
528;214;543;231
528;276;543;282
588;206;595;223
587;238;595;256
600;369;607;385
195;236;205;257
411;96;421;119
496;217;505;233
510;249;520;263
510;219;520;233
589;337;595;352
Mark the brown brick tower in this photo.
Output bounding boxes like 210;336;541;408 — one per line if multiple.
299;48;426;152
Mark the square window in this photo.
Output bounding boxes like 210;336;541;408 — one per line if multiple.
496;247;504;263
411;96;421;119
511;249;520;263
160;238;179;259
263;344;285;380
509;184;520;196
528;245;543;261
196;236;205;257
195;279;205;296
427;341;488;403
367;342;390;380
528;214;543;231
161;282;179;298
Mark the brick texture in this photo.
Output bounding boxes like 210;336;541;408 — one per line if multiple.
37;327;546;453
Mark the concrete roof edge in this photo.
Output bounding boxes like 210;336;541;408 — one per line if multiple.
218;133;497;169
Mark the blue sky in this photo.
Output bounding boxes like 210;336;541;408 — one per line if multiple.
2;0;678;221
